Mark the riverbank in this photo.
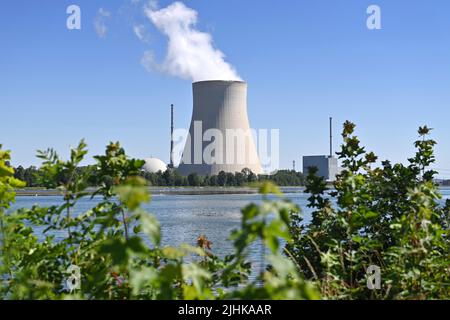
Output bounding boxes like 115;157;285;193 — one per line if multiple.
15;186;306;196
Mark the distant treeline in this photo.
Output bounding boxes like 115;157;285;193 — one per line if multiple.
13;165;305;187
142;168;305;187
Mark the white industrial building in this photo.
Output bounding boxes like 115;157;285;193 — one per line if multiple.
302;118;339;182
302;155;339;182
143;157;167;173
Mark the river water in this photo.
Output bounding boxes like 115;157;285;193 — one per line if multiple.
10;188;450;271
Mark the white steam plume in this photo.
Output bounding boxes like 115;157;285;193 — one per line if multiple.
143;1;242;82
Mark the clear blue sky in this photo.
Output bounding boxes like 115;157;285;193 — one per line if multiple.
1;0;450;178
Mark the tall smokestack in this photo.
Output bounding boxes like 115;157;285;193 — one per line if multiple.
178;81;262;176
329;117;333;158
169;104;174;168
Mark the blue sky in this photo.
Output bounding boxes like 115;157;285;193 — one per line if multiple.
1;0;450;177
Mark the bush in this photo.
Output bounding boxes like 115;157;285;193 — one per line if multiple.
286;122;450;299
0;142;317;300
1;121;448;300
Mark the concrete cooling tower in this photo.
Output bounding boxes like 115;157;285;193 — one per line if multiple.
177;80;262;176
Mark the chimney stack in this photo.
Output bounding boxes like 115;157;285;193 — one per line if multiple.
329;117;333;158
169;104;174;168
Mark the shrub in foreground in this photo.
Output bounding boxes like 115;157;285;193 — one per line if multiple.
286;122;450;299
0;142;317;300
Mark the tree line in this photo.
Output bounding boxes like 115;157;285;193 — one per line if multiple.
13;165;305;188
142;168;304;187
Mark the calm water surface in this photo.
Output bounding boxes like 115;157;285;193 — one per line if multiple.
11;188;450;271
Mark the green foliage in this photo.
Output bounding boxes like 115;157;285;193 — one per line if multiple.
226;181;319;300
2;121;448;300
0;145;25;210
0;143;316;300
16;164;305;188
142;169;303;187
286;122;450;299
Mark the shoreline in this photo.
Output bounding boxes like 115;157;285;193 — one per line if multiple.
14;186;306;197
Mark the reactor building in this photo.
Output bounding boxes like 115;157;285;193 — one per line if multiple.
302;118;339;182
143;157;167;173
302;155;338;182
177;80;262;176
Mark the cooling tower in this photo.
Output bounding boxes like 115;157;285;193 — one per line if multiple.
177;80;262;176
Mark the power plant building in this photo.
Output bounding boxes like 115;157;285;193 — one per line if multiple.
177;80;262;176
143;157;167;173
302;155;338;182
302;118;339;182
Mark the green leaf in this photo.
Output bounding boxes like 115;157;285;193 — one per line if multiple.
138;211;161;246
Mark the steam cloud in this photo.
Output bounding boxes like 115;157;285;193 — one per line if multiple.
143;1;242;82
